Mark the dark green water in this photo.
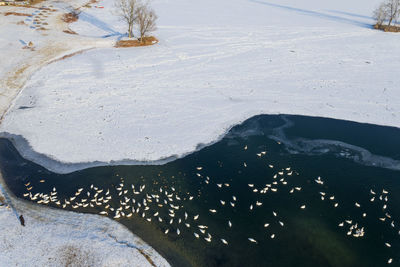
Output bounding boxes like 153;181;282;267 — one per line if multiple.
1;115;400;267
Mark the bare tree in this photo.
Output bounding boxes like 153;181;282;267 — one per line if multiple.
115;0;138;38
386;0;400;26
136;3;157;43
373;3;389;26
374;0;400;27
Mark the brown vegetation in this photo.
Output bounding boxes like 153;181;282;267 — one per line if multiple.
115;36;158;47
374;23;400;32
57;245;96;267
62;12;79;23
63;29;77;34
138;249;157;267
4;11;31;16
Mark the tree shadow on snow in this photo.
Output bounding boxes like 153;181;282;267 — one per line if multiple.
249;0;373;29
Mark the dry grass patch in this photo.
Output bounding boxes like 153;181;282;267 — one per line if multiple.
57;245;96;267
62;12;79;23
374;24;400;32
115;36;158;47
4;11;31;16
63;29;77;34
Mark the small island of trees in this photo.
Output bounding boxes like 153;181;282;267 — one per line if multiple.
115;0;158;47
374;0;400;32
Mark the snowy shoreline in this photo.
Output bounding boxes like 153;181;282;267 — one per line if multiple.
2;111;400;174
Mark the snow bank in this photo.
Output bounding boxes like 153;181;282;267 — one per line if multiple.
1;0;400;173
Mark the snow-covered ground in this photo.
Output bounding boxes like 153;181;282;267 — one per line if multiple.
0;174;169;266
2;0;399;173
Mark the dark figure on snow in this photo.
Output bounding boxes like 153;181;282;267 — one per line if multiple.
19;215;25;226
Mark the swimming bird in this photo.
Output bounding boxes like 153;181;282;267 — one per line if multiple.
194;232;199;238
355;202;361;208
228;221;232;227
177;228;180;235
248;238;257;244
220;200;226;205
209;209;217;213
249;205;253;210
221;239;228;245
273;211;277;217
314;177;324;185
338;222;344;227
370;189;376;195
264;223;270;228
278;221;284;227
388;258;393;264
300;205;306;209
385;242;391;247
270;234;275;239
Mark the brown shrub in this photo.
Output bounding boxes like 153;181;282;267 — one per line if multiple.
63;29;77;34
62;12;79;23
4;12;31;16
115;36;158;47
374;24;400;32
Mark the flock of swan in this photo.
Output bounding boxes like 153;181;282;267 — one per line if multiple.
22;144;398;265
